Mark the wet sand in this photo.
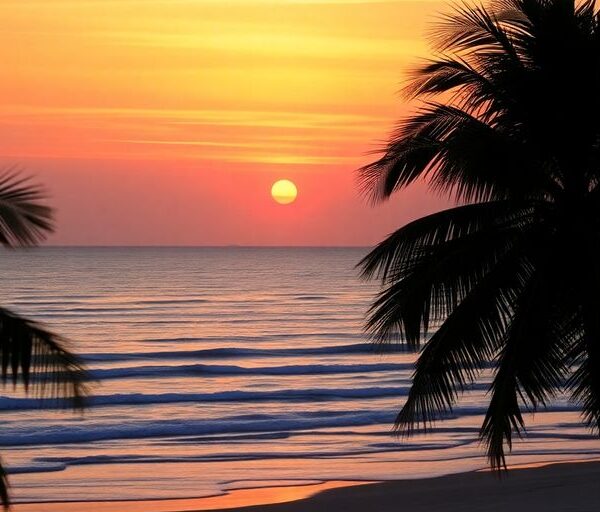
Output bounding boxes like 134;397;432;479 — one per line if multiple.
13;461;600;512
12;481;372;512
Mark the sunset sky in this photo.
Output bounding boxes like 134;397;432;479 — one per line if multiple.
0;0;450;246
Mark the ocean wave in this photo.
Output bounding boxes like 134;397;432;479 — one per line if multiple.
142;333;367;343
81;343;410;362
18;440;454;469
88;362;412;380
8;298;210;307
12;443;600;478
0;409;399;446
0;404;583;448
0;386;414;411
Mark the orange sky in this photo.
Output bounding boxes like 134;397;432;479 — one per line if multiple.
0;0;449;246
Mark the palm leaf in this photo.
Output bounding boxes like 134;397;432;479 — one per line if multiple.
359;102;557;204
568;252;600;433
358;201;525;281
0;308;88;506
0;169;84;507
0;170;53;247
365;227;522;347
481;266;568;469
0;464;6;510
0;308;88;405
394;248;532;435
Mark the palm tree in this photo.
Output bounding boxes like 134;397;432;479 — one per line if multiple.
358;0;600;469
0;171;87;506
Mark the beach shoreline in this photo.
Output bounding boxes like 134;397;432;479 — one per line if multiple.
11;481;374;512
13;459;600;512
223;460;600;512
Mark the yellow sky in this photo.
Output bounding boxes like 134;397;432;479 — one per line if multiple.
0;0;447;245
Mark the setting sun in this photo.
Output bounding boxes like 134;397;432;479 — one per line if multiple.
271;179;298;205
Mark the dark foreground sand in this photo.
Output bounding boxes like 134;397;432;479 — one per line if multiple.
219;461;600;512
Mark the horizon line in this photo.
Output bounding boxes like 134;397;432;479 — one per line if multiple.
23;244;373;249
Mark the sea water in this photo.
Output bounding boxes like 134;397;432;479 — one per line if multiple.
1;247;597;503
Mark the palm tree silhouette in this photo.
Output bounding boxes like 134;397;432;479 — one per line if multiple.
359;0;600;469
0;171;87;506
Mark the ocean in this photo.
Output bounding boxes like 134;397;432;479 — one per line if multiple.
1;247;598;504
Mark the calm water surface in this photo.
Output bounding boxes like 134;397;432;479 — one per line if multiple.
1;247;597;503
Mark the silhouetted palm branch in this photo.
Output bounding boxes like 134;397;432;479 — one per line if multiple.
0;170;88;507
359;0;600;469
0;170;53;246
0;308;87;404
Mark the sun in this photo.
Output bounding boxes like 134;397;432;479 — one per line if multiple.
271;179;297;205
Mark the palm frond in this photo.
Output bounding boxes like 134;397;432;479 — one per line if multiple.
0;461;7;511
0;308;88;407
405;57;492;98
359;102;556;204
358;104;487;202
394;249;531;435
0;309;88;508
0;170;53;247
366;236;510;347
481;269;567;469
434;2;524;65
359;201;523;281
568;259;600;433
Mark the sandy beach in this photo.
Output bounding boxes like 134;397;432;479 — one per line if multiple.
13;460;600;512
231;461;600;512
208;461;600;512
